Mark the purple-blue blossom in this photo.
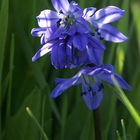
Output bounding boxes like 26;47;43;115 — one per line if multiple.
83;6;128;42
32;33;106;69
31;0;90;39
51;65;131;110
31;0;131;111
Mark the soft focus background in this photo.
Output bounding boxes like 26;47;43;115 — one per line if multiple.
0;0;140;140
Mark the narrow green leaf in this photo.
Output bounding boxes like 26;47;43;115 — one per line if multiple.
0;0;9;137
111;75;140;127
5;34;15;125
61;95;68;140
116;130;122;140
26;107;49;140
121;119;127;140
132;3;140;55
115;0;129;74
0;0;9;108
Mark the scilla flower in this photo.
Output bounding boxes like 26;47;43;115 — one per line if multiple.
51;65;131;110
31;0;90;40
32;33;105;69
31;0;131;111
83;6;128;42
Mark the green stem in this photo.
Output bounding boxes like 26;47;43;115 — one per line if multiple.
111;75;140;127
40;94;46;140
93;109;101;140
118;89;140;127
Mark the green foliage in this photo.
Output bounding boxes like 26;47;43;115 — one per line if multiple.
0;0;140;140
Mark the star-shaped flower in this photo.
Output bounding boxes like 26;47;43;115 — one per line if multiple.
51;64;131;110
31;0;90;41
83;6;128;42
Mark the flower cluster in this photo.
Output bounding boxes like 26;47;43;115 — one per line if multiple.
31;0;131;110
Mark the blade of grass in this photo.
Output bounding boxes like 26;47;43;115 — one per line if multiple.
5;33;15;125
121;119;127;140
0;0;9;108
111;75;140;127
126;2;140;139
101;91;117;140
26;107;49;140
115;0;129;74
132;3;140;54
40;94;47;140
116;130;122;140
61;95;68;140
0;0;9;138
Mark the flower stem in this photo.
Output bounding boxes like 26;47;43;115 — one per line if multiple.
93;109;101;140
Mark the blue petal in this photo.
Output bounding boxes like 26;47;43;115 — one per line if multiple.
88;35;106;49
51;43;67;69
75;18;90;33
66;38;73;63
51;0;69;13
86;64;131;90
73;34;88;50
39;27;57;44
83;7;96;20
86;45;103;65
66;37;90;67
66;18;90;35
51;76;81;98
32;43;52;62
82;82;103;110
55;78;68;85
86;64;114;77
65;38;80;68
73;49;89;66
68;1;83;18
82;64;113;76
98;24;128;42
113;74;132;90
40;35;46;45
52;27;66;38
31;28;46;37
86;36;105;65
93;6;125;25
36;10;59;27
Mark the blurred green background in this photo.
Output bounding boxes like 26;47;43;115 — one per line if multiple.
0;0;140;140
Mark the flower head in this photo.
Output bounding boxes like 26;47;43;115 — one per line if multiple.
31;0;90;41
31;1;128;68
32;34;105;69
51;64;131;110
83;6;128;42
31;1;131;111
32;33;105;69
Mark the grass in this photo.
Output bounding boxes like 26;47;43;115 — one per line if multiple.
0;0;140;140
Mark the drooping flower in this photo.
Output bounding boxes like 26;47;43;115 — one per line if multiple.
83;6;128;42
31;0;132;111
31;0;107;68
51;64;131;110
32;33;106;69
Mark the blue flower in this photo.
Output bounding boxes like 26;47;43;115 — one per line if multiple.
83;6;128;42
51;64;131;110
32;33;106;69
31;0;90;40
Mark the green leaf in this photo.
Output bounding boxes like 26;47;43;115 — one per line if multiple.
26;107;49;140
111;75;140;127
